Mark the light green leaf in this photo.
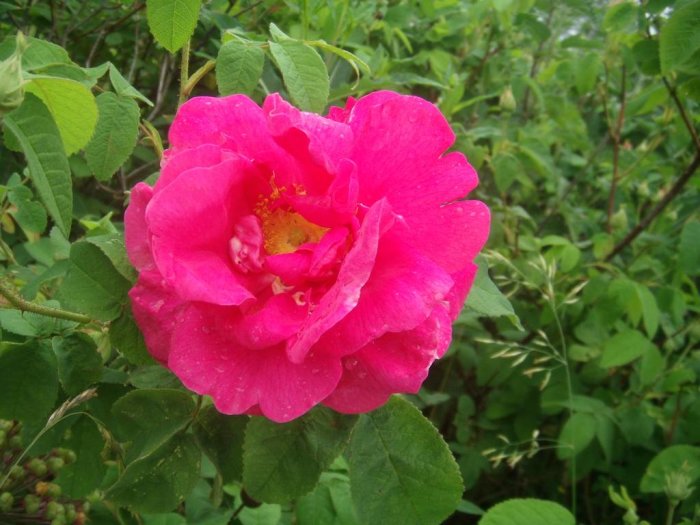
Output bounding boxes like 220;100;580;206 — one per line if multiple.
635;284;659;338
479;499;575;525
659;0;700;73
59;241;131;322
679;221;700;276
0;35;71;69
269;39;329;113
243;407;357;503
107;433;201;513
557;412;597;459
146;0;202;53
194;405;248;483
3;94;72;236
575;53;601;95
0;343;59;426
108;64;154;106
112;389;195;463
216;40;265;96
599;330;655;368
640;445;700;493
52;333;102;396
347;396;463;525
633;39;661;75
85;92;140;181
25;75;98;154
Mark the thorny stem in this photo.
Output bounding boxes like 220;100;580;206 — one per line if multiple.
0;279;95;324
178;39;191;107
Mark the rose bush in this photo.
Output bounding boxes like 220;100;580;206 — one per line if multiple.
125;91;489;422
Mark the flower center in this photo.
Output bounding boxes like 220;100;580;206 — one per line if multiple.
255;203;327;255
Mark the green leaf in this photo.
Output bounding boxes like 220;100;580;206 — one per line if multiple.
463;257;522;329
633;39;661;75
52;333;102;396
635;284;659;338
107;433;201;513
478;498;575;525
3;94;72;237
297;472;358;525
60;241;131;322
24;76;98;154
557;412;596;459
110;305;155;365
640;445;700;493
659;0;700;73
85;93;140;181
193;405;248;483
108;64;154;106
0;342;58;426
599;330;656;368
0;35;71;70
55;416;107;497
216;40;265;96
603;1;638;33
146;0;202;53
268;39;329;113
112;389;195;463
242;407;357;503
346;396;463;525
85;232;138;282
575;53;601;95
639;345;664;386
679;221;700;276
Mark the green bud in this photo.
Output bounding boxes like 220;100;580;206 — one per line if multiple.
665;470;695;505
64;503;76;522
23;493;41;514
27;458;48;477
46;501;65;519
47;456;65;474
0;430;6;447
9;464;25;480
57;448;77;465
46;482;62;498
51;517;67;525
0;32;28;115
0;492;14;512
499;86;516;112
9;434;23;449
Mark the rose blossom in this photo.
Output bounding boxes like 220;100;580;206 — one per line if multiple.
124;91;490;422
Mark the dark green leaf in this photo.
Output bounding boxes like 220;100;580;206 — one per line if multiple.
0;342;58;426
346;396;463;525
243;407;357;503
107;433;201;513
52;333;102;395
194;405;248;483
110;305;155;365
60;241;131;322
679;221;700;276
55;416;107;497
112;389;195;462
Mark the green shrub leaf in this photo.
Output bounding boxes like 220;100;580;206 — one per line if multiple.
146;0;202;53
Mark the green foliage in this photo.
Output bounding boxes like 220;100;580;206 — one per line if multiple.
1;1;699;524
347;397;464;525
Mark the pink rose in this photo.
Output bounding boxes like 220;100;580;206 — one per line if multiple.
124;91;490;422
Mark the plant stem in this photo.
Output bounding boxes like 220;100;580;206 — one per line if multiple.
0;280;94;324
665;502;677;525
182;59;215;99
178;38;191;107
606;65;627;233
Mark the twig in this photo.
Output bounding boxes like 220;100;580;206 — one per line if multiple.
0;279;95;324
606;65;627;232
605;151;700;261
178;39;192;106
663;77;700;151
147;54;174;121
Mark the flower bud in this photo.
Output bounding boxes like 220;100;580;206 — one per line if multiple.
0;32;27;115
665;470;694;505
56;448;77;465
0;492;13;512
27;458;47;477
499;86;516;112
45;501;65;519
23;493;40;514
9;434;23;449
47;456;65;474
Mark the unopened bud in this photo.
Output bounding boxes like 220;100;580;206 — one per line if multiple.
665;470;694;505
0;32;27;115
499;86;516;112
0;492;13;512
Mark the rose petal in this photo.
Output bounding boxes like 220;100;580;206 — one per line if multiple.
125;183;155;272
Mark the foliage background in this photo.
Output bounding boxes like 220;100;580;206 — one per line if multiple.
0;0;699;524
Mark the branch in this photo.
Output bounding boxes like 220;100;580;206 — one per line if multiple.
606;65;627;232
605;151;700;261
0;280;96;325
